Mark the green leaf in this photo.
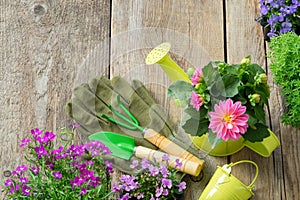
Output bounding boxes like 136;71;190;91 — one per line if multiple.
167;80;194;101
182;115;209;136
254;105;266;124
254;84;270;105
184;105;208;120
207;131;223;148
222;74;241;97
245;111;258;126
242;123;270;142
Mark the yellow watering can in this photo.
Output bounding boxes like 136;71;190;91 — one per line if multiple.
199;160;259;200
145;42;280;157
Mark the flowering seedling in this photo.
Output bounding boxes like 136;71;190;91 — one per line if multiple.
256;0;300;38
113;156;186;200
2;126;113;199
168;56;271;146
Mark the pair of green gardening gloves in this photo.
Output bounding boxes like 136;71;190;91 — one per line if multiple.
66;76;200;174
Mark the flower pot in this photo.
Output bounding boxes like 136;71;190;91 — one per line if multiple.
191;129;280;157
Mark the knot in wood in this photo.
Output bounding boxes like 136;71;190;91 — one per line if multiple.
33;3;48;15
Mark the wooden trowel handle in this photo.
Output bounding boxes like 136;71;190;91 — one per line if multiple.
143;128;204;170
135;146;201;176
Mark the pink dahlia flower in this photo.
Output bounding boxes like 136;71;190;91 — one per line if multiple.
190;91;203;111
208;99;249;141
190;68;203;85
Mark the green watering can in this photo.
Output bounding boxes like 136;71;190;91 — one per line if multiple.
145;42;280;157
199;160;259;200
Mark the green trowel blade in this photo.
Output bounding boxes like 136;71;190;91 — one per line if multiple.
88;132;135;160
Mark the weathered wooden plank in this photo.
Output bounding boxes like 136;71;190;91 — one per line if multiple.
0;0;111;199
111;0;225;199
226;0;284;200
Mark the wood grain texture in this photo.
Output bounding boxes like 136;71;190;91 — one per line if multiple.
0;0;110;199
1;0;300;199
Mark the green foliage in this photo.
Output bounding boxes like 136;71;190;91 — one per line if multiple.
167;57;271;143
269;32;300;127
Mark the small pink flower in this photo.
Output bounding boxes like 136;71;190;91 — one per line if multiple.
191;68;203;85
190;91;204;111
208;99;249;141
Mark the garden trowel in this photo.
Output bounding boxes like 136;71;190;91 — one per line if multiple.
88;132;202;176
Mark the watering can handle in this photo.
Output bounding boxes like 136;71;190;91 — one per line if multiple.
135;146;201;176
143;128;204;168
228;160;259;189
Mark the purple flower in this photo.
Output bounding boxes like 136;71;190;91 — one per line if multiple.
280;21;292;34
31;167;39;175
162;154;170;163
52;171;62;179
20;177;29;183
12;164;28;176
22;185;31;196
160;164;169;178
79;188;87;195
31;128;42;137
175;158;183;169
161;178;172;189
34;145;49;157
70;176;85;187
149;165;159;176
20;138;30;148
156;187;163;197
4;179;13;187
44;131;56;141
260;5;269;15
118;193;131;200
130;160;139;169
177;181;186;192
141;158;149;169
105;160;113;174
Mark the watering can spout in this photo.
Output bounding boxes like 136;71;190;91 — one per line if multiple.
145;42;191;83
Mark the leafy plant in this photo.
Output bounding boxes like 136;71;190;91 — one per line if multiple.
2;125;114;199
113;156;186;200
268;32;300;127
256;0;300;38
168;56;271;146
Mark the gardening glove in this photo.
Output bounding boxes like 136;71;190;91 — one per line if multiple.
66;76;201;174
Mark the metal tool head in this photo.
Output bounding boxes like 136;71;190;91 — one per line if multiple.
88;132;136;160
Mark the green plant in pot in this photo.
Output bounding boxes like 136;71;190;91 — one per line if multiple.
167;56;280;156
268;32;300;127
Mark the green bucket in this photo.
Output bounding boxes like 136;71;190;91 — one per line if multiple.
199;160;258;200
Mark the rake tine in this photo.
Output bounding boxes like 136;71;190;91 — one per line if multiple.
100;95;143;131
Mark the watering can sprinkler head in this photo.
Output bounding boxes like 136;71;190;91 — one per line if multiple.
145;42;191;83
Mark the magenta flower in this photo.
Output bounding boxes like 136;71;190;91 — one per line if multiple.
191;68;203;85
208;99;249;141
52;171;62;179
130;160;139;169
161;178;172;189
177;182;186;192
174;159;183;169
4;179;13;187
190;91;204;111
20;139;30;148
20;177;29;184
21;185;31;196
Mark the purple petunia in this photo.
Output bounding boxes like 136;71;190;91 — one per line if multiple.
21;185;31;196
177;181;187;192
